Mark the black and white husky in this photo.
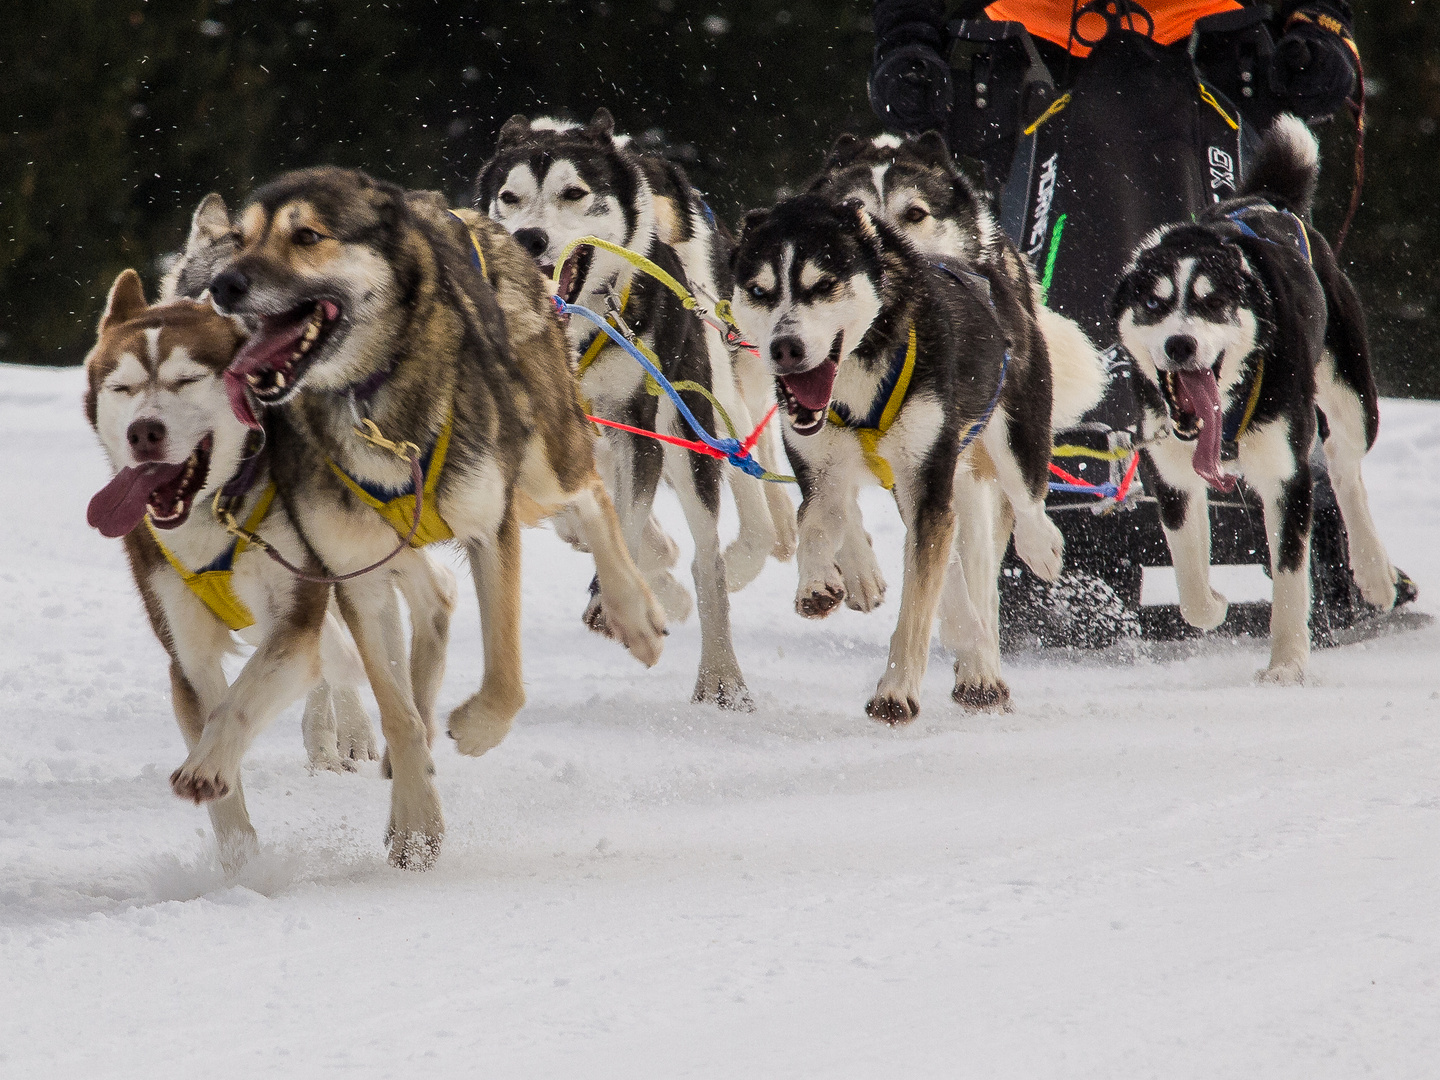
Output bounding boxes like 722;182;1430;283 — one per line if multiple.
476;109;766;709
732;194;1054;719
1113;114;1398;683
808;131;1105;697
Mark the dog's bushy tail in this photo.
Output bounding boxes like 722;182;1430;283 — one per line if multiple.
1241;113;1320;218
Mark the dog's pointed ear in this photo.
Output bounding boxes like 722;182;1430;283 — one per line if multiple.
100;269;147;333
586;107;616;142
732;209;770;271
836;198;885;263
187;193;231;248
824;133;864;170
496;114;533;150
910;130;954;170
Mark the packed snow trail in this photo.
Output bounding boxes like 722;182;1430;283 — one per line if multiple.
2;366;1437;1078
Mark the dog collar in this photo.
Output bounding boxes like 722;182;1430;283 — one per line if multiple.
148;483;278;631
576;280;634;377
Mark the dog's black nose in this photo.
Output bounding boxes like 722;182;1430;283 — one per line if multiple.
127;418;167;461
770;336;806;373
513;228;549;260
1165;335;1197;365
210;269;250;311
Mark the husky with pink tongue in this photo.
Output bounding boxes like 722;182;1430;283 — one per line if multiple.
1115;114;1402;684
85;271;379;871
732;194;1051;722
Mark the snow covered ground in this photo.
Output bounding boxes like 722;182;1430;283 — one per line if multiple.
2;363;1438;1078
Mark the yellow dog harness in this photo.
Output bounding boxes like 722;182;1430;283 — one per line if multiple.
148;485;278;631
327;416;455;547
827;325;918;491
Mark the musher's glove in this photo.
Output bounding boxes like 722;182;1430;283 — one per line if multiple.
869;0;952;133
1270;5;1359;120
869;43;954;133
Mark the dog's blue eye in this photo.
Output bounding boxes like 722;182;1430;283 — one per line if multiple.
747;283;768;300
1144;296;1163;311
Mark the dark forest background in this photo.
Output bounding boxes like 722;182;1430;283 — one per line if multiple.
2;1;1436;394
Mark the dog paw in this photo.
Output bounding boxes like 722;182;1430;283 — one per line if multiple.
771;512;798;562
649;570;693;624
214;827;260;876
385;759;443;871
693;671;755;712
171;755;235;805
309;750;357;775
447;695;519;758
723;535;770;594
1257;659;1306;686
552;507;592;553
335;705;379;765
1355;562;1398;612
1014;514;1065;583
866;693;920;725
839;551;886;612
952;678;1012;713
1180;589;1229;631
796;569;845;619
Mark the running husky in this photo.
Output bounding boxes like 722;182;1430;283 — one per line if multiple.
160;192;462;774
732;194;1051;719
1112;115;1398;684
85;273;375;868
207;166;666;868
477;109;766;710
807;131;1103;700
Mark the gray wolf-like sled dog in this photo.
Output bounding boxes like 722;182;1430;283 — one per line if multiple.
205;166;665;868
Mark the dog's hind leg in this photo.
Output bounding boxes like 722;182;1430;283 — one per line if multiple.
667;439;752;710
869;481;957;724
301;683;346;772
394;548;458;744
448;510;526;757
336;575;442;870
983;408;1064;582
570;479;667;667
1316;355;1396;610
169;661;258;874
942;467;1009;712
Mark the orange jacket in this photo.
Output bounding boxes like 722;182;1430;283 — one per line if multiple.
984;0;1243;56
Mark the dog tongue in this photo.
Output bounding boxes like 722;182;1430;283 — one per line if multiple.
223;370;263;430
87;461;188;538
1172;369;1235;492
780;358;840;412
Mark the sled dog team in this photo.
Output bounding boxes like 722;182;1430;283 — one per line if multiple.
84;109;1399;869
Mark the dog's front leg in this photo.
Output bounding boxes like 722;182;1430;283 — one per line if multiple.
792;449;856;619
167;659;258;873
394;547;458;745
941;465;1008;711
668;443;752;710
1148;447;1229;630
449;509;526;756
336;575;442;870
735;349;799;559
569;479;666;668
1251;463;1314;684
171;596;325;813
869;484;957;724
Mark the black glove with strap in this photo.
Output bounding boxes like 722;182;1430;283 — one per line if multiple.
1270;2;1359;120
869;0;953;133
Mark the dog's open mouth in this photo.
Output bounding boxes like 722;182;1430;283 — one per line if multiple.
87;434;214;538
1160;365;1235;492
228;299;343;407
554;246;594;307
775;333;843;437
